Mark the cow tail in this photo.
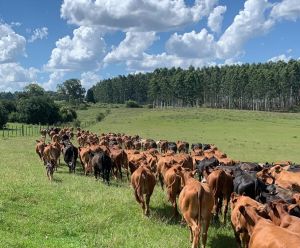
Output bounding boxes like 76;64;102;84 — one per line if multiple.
137;169;146;203
197;184;204;227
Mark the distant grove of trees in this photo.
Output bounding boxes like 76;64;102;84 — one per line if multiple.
92;60;300;111
0;80;84;128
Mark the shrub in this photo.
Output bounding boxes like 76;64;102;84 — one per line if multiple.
72;119;81;128
16;96;61;125
8;112;20;122
59;106;77;122
96;112;105;122
0;104;8;128
147;104;153;109
125;100;141;108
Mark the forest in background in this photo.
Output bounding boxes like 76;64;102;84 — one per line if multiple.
92;60;300;111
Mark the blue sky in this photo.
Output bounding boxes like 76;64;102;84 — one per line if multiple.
0;0;300;92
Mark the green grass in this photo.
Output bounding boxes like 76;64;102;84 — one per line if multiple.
1;105;300;247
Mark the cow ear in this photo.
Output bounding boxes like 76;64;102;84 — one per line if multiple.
231;192;238;203
274;165;281;173
36;140;40;143
238;205;246;215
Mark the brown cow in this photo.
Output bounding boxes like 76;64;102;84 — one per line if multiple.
239;204;300;248
131;164;156;216
230;194;265;248
267;200;300;233
178;172;213;248
110;148;129;180
258;165;300;192
43;142;61;170
78;147;92;175
35;139;46;161
206;169;233;223
163;164;185;216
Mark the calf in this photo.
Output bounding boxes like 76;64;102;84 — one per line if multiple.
178;173;213;248
90;151;112;185
45;160;55;181
35;139;46;161
62;142;78;173
131;164;156;216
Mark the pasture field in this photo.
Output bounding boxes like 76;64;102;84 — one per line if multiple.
1;105;300;248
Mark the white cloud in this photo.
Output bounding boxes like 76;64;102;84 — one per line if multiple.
127;52;214;72
80;71;101;89
270;0;300;21
60;0;218;32
0;63;38;92
207;5;227;33
28;27;48;43
268;54;292;62
45;26;106;71
104;31;157;63
166;29;217;59
43;71;65;91
10;22;22;27
0;23;26;63
217;0;273;59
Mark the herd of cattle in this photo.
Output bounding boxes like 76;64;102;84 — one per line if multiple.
35;127;300;248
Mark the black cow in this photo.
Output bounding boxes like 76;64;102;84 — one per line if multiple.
196;157;219;181
167;142;177;153
191;143;202;151
202;144;211;150
90;152;112;185
233;170;273;200
62;142;78;173
237;162;262;172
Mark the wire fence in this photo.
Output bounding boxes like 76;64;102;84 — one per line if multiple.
1;121;96;138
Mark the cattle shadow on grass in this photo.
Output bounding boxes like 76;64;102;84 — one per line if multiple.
209;234;236;248
151;204;182;225
52;177;63;183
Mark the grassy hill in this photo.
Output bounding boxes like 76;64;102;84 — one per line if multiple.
1;105;300;247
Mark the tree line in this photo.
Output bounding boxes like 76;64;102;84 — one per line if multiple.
92;60;300;111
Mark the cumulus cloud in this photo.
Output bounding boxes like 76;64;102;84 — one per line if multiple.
80;71;101;89
43;71;65;91
217;0;273;59
0;23;26;63
28;27;48;43
270;0;300;21
0;63;38;92
104;31;157;63
268;54;292;62
207;5;227;33
166;29;217;59
45;26;106;71
127;52;215;72
60;0;218;32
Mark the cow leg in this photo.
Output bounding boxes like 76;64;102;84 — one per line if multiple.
222;196;229;224
159;173;164;190
183;214;198;247
232;228;242;248
145;193;151;216
201;216;210;248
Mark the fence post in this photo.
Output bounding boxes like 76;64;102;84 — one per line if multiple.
22;125;24;136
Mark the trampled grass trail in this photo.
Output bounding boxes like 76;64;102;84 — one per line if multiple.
1;105;300;247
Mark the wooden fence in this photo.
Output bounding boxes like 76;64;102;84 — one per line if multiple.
1;121;96;138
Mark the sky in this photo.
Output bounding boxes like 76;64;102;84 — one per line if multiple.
0;0;300;92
